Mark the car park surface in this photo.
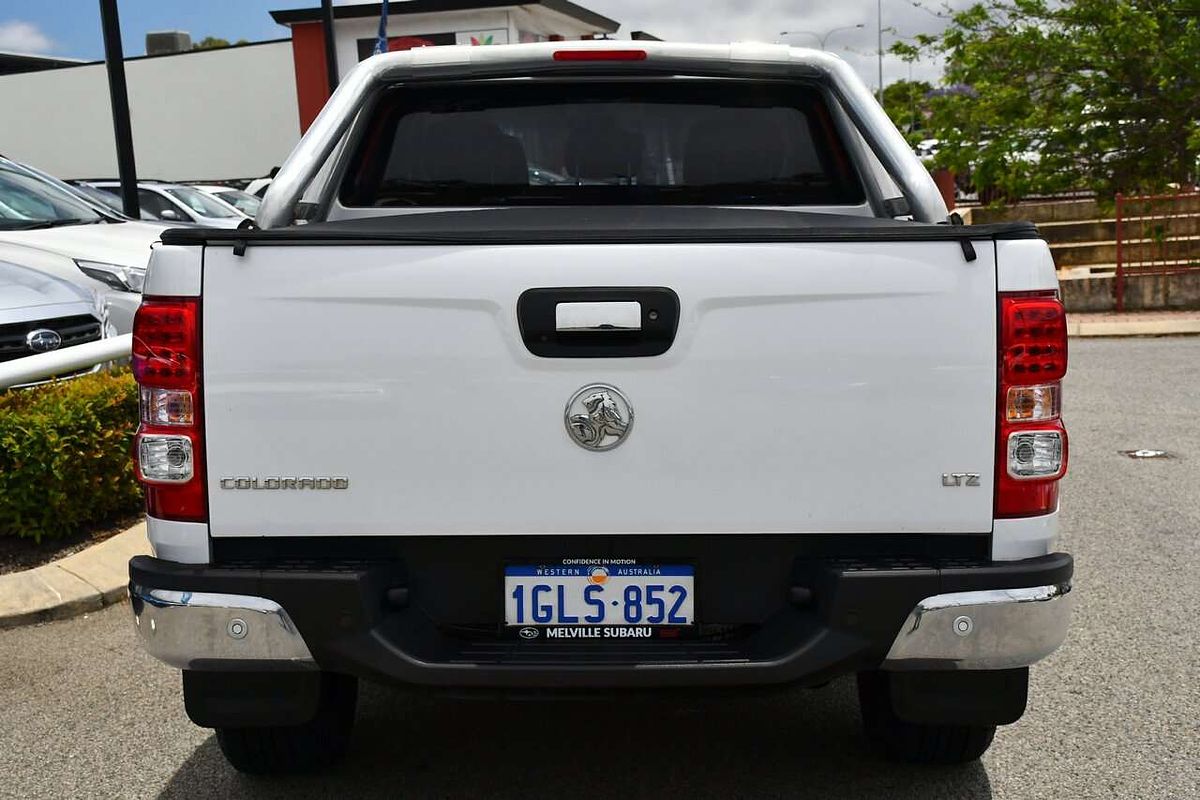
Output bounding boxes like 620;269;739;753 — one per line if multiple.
0;337;1194;799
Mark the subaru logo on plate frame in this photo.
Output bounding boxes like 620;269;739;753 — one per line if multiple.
565;384;634;452
25;328;62;353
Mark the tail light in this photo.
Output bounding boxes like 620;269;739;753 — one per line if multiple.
132;298;206;522
996;291;1068;517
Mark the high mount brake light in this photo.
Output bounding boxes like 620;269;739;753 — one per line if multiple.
996;292;1068;518
132;297;207;522
553;50;647;62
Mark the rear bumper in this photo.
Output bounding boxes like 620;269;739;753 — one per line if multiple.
129;543;1072;688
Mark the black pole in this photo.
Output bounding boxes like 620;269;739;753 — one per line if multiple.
99;0;138;218
321;0;339;93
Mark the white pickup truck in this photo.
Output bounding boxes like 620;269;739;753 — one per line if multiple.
127;42;1072;774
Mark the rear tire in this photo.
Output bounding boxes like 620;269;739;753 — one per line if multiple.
215;673;358;774
857;671;996;764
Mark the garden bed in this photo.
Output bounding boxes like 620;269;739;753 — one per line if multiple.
0;513;140;575
0;371;142;561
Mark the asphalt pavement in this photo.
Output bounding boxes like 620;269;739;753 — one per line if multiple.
1;337;1197;799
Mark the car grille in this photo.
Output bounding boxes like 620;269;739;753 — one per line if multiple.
0;315;102;364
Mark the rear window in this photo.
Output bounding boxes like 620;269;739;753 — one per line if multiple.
341;81;865;208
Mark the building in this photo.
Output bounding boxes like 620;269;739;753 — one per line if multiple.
0;52;87;76
0;1;619;182
272;1;618;132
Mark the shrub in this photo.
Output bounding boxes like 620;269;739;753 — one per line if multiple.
0;371;141;541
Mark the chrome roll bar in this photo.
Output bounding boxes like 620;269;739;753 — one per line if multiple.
257;41;949;229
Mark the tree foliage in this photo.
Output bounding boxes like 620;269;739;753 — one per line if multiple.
882;79;934;142
192;36;249;51
894;0;1200;198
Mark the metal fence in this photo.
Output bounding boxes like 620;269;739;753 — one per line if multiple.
1115;191;1200;311
0;334;132;391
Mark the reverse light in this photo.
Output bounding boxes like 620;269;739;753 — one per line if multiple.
996;291;1069;518
137;435;194;482
1007;431;1065;479
132;297;206;522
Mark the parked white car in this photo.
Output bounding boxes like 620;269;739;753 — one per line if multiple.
91;181;246;229
64;179;158;221
191;185;262;218
0;256;107;385
244;173;274;198
0;158;166;333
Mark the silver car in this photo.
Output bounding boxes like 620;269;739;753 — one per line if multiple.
90;181;247;228
0;258;107;385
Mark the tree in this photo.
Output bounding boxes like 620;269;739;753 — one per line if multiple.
894;0;1200;199
192;36;248;51
881;80;934;142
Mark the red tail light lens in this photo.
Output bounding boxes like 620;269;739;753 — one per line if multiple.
553;49;647;61
1000;295;1067;383
996;292;1068;518
132;297;206;522
132;301;199;389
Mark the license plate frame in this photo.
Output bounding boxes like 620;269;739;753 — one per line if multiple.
503;558;695;640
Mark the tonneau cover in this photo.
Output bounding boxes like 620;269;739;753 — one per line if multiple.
160;207;1039;247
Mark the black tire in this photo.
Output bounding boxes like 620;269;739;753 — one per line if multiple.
215;673;358;774
857;671;996;765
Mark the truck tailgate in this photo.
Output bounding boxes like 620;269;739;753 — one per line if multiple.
201;239;997;537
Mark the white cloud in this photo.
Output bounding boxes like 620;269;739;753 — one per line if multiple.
335;0;967;88
0;20;55;54
581;0;974;89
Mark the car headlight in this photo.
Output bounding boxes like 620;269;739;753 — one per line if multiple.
74;259;146;293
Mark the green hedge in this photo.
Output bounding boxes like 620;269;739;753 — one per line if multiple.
0;371;141;541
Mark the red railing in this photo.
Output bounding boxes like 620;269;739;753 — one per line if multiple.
1115;191;1200;311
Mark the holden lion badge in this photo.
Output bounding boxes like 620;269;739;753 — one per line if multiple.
565;384;633;451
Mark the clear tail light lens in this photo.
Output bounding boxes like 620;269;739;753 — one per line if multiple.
140;387;194;425
1007;430;1065;478
1006;384;1060;422
137;435;194;482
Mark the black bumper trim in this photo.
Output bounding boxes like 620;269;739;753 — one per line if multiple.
129;548;1072;689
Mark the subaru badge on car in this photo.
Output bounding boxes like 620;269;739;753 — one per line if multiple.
25;328;63;353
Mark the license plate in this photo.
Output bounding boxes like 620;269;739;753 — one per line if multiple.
505;560;694;635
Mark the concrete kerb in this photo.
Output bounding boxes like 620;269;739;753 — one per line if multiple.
1068;318;1200;337
0;521;149;629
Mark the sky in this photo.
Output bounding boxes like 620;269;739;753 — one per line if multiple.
0;0;973;90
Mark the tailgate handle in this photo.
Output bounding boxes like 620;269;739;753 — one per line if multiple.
555;301;642;332
518;287;680;358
